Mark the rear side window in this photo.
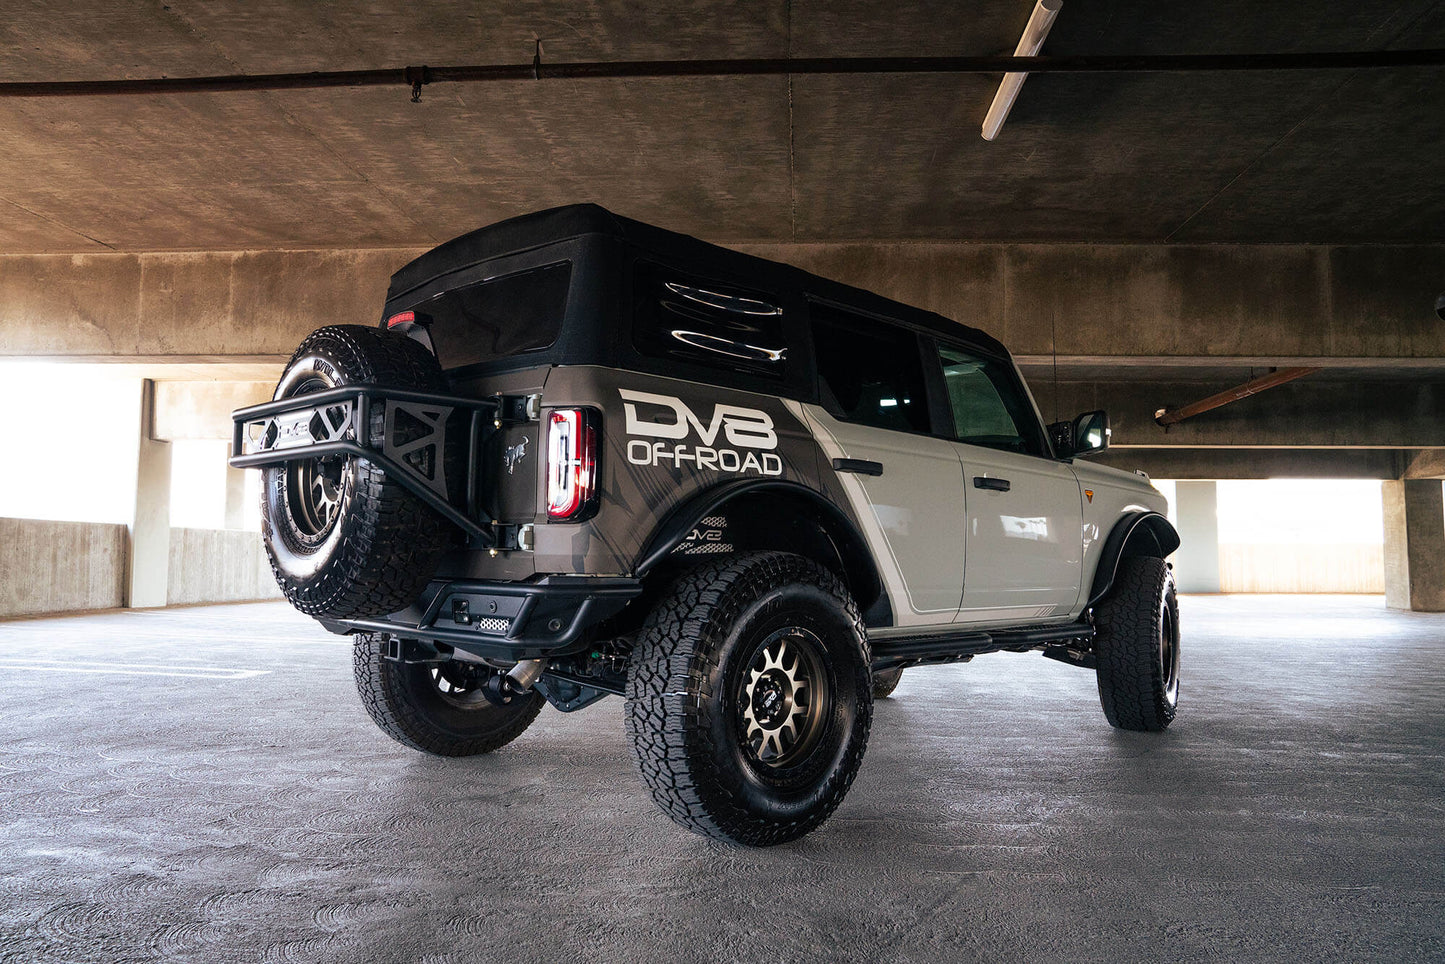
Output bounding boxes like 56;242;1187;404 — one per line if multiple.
810;303;930;434
410;262;571;370
632;262;789;379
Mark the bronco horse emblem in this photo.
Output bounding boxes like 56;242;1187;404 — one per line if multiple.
503;436;529;475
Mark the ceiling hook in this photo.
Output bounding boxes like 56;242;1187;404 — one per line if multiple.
405;64;430;103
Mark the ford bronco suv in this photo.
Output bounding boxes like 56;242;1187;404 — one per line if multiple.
231;204;1181;846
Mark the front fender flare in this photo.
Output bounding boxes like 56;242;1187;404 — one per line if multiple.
1086;511;1181;608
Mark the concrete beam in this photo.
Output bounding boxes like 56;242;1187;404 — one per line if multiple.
1403;449;1445;480
1383;480;1445;613
1094;448;1409;481
0;249;410;358
154;380;274;441
1035;379;1445;449
740;242;1445;361
2;242;1443;364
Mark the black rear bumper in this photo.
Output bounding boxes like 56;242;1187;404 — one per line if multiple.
332;576;643;660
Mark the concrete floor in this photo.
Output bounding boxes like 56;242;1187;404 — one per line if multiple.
1;596;1441;963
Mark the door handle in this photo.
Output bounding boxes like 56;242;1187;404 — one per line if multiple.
833;458;883;477
973;476;1011;492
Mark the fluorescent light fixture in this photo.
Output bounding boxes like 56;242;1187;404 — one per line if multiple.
981;0;1063;141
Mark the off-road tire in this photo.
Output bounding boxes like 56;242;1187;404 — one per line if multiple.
624;551;873;846
871;667;905;699
1094;555;1180;732
261;324;454;621
352;634;544;756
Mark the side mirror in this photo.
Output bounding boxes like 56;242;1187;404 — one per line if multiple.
1050;410;1110;458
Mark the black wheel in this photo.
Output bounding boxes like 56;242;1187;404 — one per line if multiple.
261;325;455;620
1094;555;1180;732
352;634;544;756
625;551;873;846
871;667;905;699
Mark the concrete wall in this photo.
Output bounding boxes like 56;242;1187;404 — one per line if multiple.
0;518;127;618
1219;544;1385;594
154;381;274;441
166;528;279;606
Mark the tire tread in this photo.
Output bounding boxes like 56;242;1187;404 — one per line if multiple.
352;633;543;756
1094;555;1179;732
624;551;873;846
265;325;453;620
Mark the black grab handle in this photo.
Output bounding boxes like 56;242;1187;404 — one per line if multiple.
973;476;1011;492
833;458;884;477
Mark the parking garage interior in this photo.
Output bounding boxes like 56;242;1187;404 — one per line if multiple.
1;2;1443;961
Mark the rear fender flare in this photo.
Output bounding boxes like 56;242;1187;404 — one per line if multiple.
634;479;889;624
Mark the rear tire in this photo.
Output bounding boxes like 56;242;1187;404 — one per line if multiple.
1094;555;1180;732
625;552;873;846
261;325;455;620
352;634;543;756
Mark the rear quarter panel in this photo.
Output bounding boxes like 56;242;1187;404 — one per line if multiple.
531;366;827;576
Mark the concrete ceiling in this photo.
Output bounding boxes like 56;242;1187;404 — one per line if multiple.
2;0;1444;254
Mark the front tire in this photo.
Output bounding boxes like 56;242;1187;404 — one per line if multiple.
1094;555;1180;732
352;634;544;756
625;552;873;846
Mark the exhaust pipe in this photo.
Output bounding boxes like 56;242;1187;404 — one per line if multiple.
482;658;547;707
506;658;546;691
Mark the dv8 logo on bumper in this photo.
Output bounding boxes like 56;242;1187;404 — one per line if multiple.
620;389;783;476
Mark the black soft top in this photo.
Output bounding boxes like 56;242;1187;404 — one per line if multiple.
385;203;1009;360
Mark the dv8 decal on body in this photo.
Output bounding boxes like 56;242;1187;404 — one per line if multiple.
619;388;784;476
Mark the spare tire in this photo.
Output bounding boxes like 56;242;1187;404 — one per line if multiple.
261;325;456;620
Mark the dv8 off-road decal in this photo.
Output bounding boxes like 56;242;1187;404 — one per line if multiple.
619;389;783;476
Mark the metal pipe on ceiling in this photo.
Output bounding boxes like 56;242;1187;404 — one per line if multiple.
1154;367;1322;427
0;49;1442;99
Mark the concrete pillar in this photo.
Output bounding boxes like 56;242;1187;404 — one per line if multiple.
1383;480;1445;612
1173;481;1222;593
223;444;248;530
127;380;171;608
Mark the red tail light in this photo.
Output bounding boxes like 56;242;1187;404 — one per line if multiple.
386;310;416;329
547;409;599;521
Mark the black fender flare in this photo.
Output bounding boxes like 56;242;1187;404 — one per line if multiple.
633;479;888;622
1086;510;1181;608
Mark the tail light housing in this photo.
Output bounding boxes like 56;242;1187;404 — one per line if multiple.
546;408;600;521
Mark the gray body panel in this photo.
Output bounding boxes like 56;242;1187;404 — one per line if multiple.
953;444;1084;624
789;402;966;627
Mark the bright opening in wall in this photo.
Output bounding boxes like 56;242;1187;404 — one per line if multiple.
0;364;140;524
170;440;226;529
168;439;262;532
1153;478;1386;594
